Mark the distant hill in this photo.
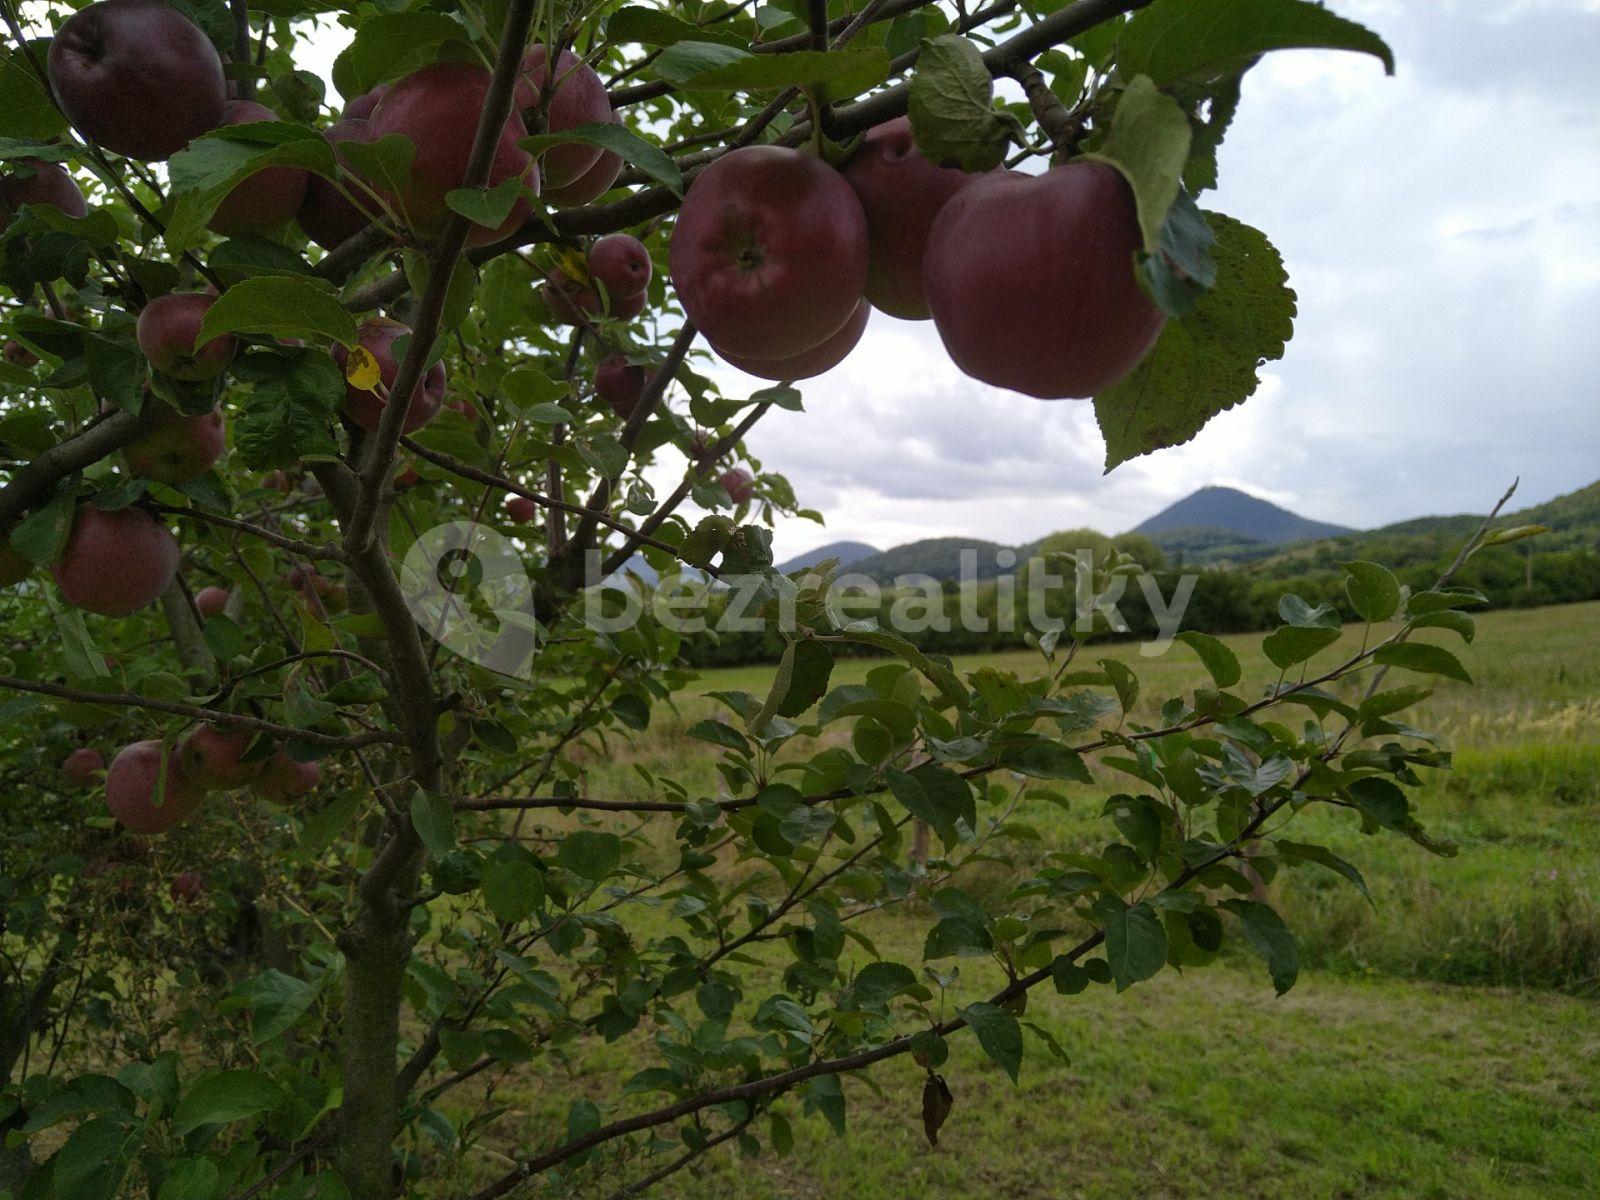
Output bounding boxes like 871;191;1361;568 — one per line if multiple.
1134;486;1354;544
776;540;879;574
845;537;1013;584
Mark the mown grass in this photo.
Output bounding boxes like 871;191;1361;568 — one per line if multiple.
442;602;1600;1198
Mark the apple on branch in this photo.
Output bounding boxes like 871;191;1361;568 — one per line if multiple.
105;739;205;834
47;0;227;162
923;162;1165;399
669;146;868;361
332;317;448;434
51;505;179;617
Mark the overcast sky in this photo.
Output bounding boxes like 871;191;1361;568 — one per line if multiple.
276;1;1599;561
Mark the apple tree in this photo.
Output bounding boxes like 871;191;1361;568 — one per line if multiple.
0;0;1503;1196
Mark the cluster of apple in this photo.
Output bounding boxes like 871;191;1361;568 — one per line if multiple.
61;724;319;837
41;0;618;242
672;118;1164;398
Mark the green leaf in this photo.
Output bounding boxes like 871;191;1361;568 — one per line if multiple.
1343;560;1401;623
173;1069;284;1134
445;177;528;229
1275;839;1374;909
11;489;74;565
1262;624;1341;670
1175;630;1241;688
655;44;890;97
1099;657;1139;714
776;640;833;718
1094;213;1295;470
1084;74;1193;256
1223;898;1299;995
1097;898;1167;991
1478;523;1548;549
521;121;684;196
1004;739;1092;783
557;830;622;880
409;788;457;858
157;1159;222;1200
165;127;334;251
331;12;475;99
237;969;318;1042
230;350;344;470
907;35;1017;172
0;47;67;140
1142;188;1218;317
1118;0;1395;86
481;845;544;923
1408;609;1475;643
199;277;357;347
1372;641;1472;684
957;1002;1022;1082
607;7;748;49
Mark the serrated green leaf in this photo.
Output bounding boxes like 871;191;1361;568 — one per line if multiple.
199;277;357;347
1343;560;1401;623
410;787;457;857
907;35;1016;172
522;121;684;196
1174;629;1241;688
1372;641;1472;684
957;1002;1022;1082
1094;213;1295;470
1085;74;1192;256
172;1070;283;1134
1118;0;1394;86
1223;897;1299;995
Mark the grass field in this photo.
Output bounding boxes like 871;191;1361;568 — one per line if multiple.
455;602;1600;1198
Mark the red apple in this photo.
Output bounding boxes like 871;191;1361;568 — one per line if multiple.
52;506;178;616
63;746;105;785
136;292;235;380
668;146;868;359
923;163;1165;399
542;271;649;325
341;85;388;121
179;722;266;790
0;540;31;587
588;234;651;302
714;299;868;382
3;339;39;366
842;117;975;320
297;118;377;251
517;45;612;188
332;317;447;434
207;100;309;237
263;469;293;493
252;748;320;803
194;586;229;617
506;495;537;523
448;397;479;424
367;62;537;246
47;0;227;161
594;354;646;419
0;160;89;231
543;136;622;207
719;468;755;505
105;739;205;833
168;870;206;902
394;463;420;489
125;400;225;484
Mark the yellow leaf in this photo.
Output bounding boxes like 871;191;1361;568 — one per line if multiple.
345;345;382;391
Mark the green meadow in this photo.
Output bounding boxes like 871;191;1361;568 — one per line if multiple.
447;602;1600;1199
